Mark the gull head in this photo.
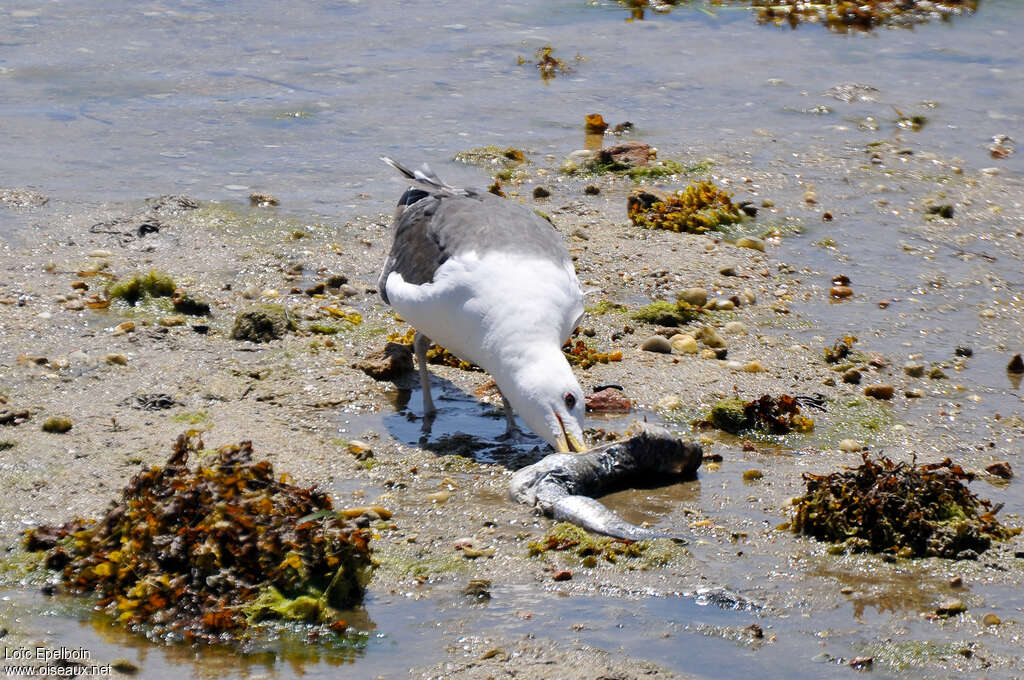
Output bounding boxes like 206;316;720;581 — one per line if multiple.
503;350;586;453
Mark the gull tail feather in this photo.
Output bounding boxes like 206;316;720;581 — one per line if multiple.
380;156;454;192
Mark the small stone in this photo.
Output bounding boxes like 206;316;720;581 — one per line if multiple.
347;440;374;460
903;362;925;378
63;299;85;311
532;186;551;199
864;384;894;400
935;599;967;617
905;388;923;398
112;321;135;335
723;321;746;335
735;237;765;252
713;298;735;311
583;185;600;195
552;570;573;582
641;336;673;354
982;613;1001;626
761;199;775;208
669;334;698;353
928;367;947;380
697;327;726;349
830;285;853;299
1008;354;1024;374
718;266;737;277
88;249;112;257
700;349;717;359
585;388;631;414
842;369;862;384
949;576;964;588
261;288;280;298
104;353;128;366
356;342;413;380
658;395;682;411
42;416;72;433
111;658;139;674
677;287;708;307
838;439;861;452
849;657;873;671
803;190;818;204
741;289;756;305
926;204;954;219
462;578;492;601
985;461;1013;479
741;361;763;373
742;469;763;481
427;490;451;504
955;345;973;357
159;314;186;327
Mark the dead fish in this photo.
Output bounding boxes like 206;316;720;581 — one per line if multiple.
509;422;702;541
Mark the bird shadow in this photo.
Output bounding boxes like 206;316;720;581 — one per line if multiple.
379;373;549;470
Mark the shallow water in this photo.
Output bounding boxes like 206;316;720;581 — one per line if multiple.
3;0;1024;677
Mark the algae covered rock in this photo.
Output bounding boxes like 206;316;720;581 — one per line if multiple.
25;432;374;643
703;394;816;435
708;398;748;434
357;342;414;380
631;299;703;326
230;304;295;342
792;454;1020;558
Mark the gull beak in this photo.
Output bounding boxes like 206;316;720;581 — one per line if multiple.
554;412;585;453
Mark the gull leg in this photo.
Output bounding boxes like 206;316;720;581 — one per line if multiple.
500;391;519;436
414;331;436;416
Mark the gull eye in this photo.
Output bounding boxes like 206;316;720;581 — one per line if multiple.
563;392;577;410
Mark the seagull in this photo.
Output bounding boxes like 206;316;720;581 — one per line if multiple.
378;157;586;453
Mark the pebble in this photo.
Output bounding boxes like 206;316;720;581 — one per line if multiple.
723;321;746;335
641;336;673;354
159;315;186;327
830;285;854;298
735;237;766;252
803;190;818;204
742;360;763;373
713;298;736;311
935;599;967;617
347;440;374;459
864;384;894;400
928;367;947;380
718;266;736;277
761;198;775;208
839;439;862;452
552;570;573;582
63;299;84;311
241;286;259;299
742;469;763;481
842;369;861;384
741;288;756;305
903;362;925;377
88;249;112;257
42;416;73;433
700;349;717;359
658;395;683;411
905;388;923;398
982;613;1001;627
697;327;726;348
426;490;451;504
678;287;708;307
111;659;139;674
1008;354;1024;374
985;461;1013;479
669;334;698;353
532;186;551;199
261;288;280;298
112;321;135;335
979;308;997;319
104;353;128;366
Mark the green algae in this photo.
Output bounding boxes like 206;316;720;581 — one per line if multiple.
107;271;175;306
631;299;703;326
528;522;682;570
586;299;627;315
453;145;528;168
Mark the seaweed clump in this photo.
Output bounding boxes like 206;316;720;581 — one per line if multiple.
701;394;815;435
753;0;979;32
792;455;1020;558
628;183;745;234
24;432;374;643
562;330;623;369
388;328;480;371
106;271;176;306
519;45;575;81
